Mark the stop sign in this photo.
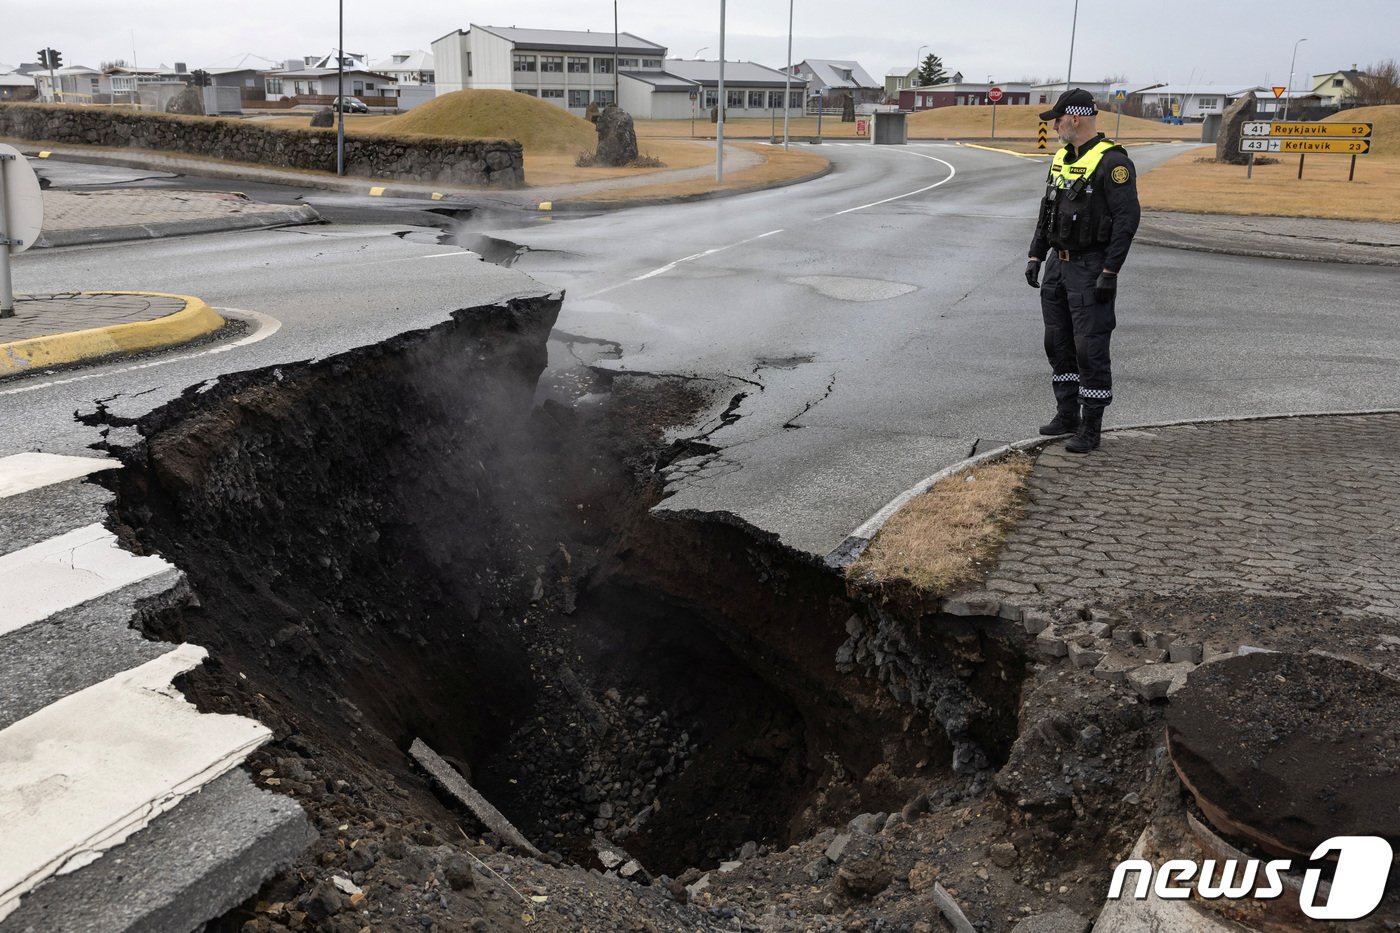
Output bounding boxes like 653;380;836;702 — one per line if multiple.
988;86;1003;103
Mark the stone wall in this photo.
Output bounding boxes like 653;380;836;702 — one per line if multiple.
0;103;524;188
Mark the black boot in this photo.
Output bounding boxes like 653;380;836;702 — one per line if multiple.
1065;410;1102;454
1039;408;1080;436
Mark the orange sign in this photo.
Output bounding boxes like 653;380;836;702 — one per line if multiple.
1272;86;1287;98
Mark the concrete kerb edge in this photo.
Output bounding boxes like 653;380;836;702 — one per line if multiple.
0;291;225;374
825;406;1400;569
36;206;322;248
1133;232;1400;267
546;161;836;212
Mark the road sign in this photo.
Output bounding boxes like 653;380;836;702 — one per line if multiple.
1037;121;1048;150
856;119;868;136
988;86;1003;103
1171;102;1181;117
0;143;45;316
1240;138;1370;154
0;145;43;257
1112;89;1127;102
1243;120;1372;138
1271;86;1286;98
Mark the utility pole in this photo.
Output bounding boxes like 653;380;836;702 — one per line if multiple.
716;0;726;181
613;1;619;103
337;0;345;176
1282;37;1307;121
1066;0;1079;86
783;0;793;149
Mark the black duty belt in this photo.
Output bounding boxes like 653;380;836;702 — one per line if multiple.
1055;249;1104;261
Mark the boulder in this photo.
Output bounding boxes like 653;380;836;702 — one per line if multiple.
165;85;205;116
310;108;335;128
1215;94;1256;164
594;105;638;167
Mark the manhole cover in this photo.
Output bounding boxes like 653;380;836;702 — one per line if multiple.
1166;651;1400;858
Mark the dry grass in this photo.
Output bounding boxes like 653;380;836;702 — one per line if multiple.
563;142;828;203
523;138;715;186
1140;145;1400;222
906;104;1199;142
244;113;398;134
383;90;596;152
1321;104;1399;156
848;453;1034;594
635;116;869;139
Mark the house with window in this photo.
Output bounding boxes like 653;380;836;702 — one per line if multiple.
431;24;666;113
792;59;882;111
624;59;800;120
262;66;396;104
1129;84;1241;121
884;67;919;101
0;70;38;101
371;50;435;87
899;80;1029;110
34;65;103;103
1311;66;1368;106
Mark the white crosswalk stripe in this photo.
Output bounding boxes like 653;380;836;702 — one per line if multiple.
0;453;117;500
0;456;287;924
0;523;173;639
0;645;272;922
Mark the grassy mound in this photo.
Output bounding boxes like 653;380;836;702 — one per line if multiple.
1322;104;1399;157
384;89;596;152
906;104;1199;140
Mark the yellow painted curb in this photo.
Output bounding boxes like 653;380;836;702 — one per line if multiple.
957;142;1051;160
0;291;225;374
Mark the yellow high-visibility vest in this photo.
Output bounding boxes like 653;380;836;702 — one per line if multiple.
1049;139;1118;189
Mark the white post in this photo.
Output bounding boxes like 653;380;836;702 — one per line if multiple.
1066;0;1079;85
716;0;726;181
1282;37;1306;122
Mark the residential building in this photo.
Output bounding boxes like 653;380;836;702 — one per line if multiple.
1028;81;1114;107
0;70;38;101
884;67;919;100
1130;84;1241;121
628;59;800;120
371;50;435;86
1311;65;1368;106
263;67;395;102
899;80;1030;110
793;59;882;110
34;65;103;103
432;24;666;114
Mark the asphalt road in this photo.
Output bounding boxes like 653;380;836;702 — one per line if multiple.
7;142;1400;557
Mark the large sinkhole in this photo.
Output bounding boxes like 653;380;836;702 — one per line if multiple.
94;295;1030;882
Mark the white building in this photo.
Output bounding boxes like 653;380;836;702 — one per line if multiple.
432;24;666;113
639;59;800;120
371;50;435;86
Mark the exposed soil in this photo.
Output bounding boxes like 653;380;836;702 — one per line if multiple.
85;294;1400;932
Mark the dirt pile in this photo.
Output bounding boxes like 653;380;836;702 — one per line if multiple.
385;90;596;152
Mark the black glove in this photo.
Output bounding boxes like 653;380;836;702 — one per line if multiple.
1025;259;1041;289
1095;270;1117;303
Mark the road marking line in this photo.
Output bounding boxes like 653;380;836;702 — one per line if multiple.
0;308;281;397
0;524;172;639
0;643;271;922
420;251;475;259
369;186;386;197
830;151;957;215
582;147;953;296
0;453;117;500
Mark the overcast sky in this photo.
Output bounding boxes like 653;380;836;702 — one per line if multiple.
5;0;1393;91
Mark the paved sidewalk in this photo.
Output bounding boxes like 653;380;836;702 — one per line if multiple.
37;188;319;248
1138;211;1400;266
0;292;224;375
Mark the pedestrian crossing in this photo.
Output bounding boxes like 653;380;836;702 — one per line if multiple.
0;452;300;929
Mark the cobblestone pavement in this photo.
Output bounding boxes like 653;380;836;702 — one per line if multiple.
983;414;1400;620
41;189;299;232
0;293;186;342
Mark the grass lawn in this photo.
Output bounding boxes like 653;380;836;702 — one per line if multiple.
559;142;829;203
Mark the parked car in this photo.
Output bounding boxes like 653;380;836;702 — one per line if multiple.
332;96;369;113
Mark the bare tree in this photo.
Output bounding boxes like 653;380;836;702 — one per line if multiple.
1344;59;1400;106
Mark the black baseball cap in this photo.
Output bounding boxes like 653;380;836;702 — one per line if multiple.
1039;88;1098;121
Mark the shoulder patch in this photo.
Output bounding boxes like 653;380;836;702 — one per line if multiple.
1111;165;1130;184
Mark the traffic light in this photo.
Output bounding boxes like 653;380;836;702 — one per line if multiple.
37;50;48;68
36;48;61;69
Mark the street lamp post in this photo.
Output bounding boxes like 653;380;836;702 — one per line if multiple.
336;0;345;176
694;47;709;59
915;44;927;85
782;0;793;150
716;0;725;181
1065;0;1080;85
1282;37;1307;121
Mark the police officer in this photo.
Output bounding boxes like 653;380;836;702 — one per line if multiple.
1026;88;1140;453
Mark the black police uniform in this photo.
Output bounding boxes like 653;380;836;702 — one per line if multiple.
1029;130;1141;433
